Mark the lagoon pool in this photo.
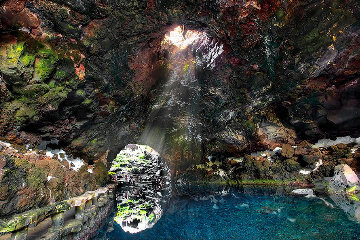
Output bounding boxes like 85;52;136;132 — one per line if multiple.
96;187;360;240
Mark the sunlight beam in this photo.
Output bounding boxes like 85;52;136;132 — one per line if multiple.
162;26;202;50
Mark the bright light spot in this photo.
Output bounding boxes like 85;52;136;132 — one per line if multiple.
163;26;202;50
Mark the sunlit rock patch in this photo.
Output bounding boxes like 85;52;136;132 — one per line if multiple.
109;144;171;233
162;26;203;50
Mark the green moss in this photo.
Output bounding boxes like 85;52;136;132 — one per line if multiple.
67;24;75;30
184;64;189;73
148;213;155;222
76;89;85;96
115;199;151;222
27;170;46;189
55;70;67;80
243;119;256;133
14;157;33;170
34;59;56;81
48;80;56;89
71;137;86;147
349;194;359;202
7;42;24;65
14;104;37;123
39;86;70;108
34;48;58;81
38;48;56;58
20;53;35;67
110;145;154;172
82;98;92;105
93;161;108;186
0;200;71;233
66;78;78;87
107;100;117;112
275;8;285;20
21;84;50;98
304;29;320;43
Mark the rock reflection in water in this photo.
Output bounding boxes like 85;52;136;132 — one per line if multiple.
327;164;360;222
99;186;360;239
330;194;360;222
109;144;171;233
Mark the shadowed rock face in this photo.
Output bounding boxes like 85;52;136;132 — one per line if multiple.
0;0;360;192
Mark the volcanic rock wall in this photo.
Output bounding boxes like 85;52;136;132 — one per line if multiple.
0;0;359;210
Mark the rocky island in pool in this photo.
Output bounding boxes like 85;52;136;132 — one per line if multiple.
0;0;359;239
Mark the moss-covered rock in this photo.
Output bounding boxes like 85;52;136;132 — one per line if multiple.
33;48;58;81
20;52;36;67
93;161;108;186
16;84;50;98
38;86;70;109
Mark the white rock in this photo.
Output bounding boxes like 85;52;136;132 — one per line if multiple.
0;141;11;147
312;159;323;172
47;176;55;181
329;164;360;193
313;136;360;148
299;169;311;175
273;147;282;153
292;189;314;195
335;164;359;185
287;218;296;223
292;188;316;198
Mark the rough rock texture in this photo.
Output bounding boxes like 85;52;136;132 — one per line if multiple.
329;164;360;191
0;0;359;162
0;186;114;240
176;142;360;187
0;0;360;215
0;141;107;217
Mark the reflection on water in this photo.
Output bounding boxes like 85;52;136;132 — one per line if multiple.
330;193;360;223
97;186;360;240
109;144;171;233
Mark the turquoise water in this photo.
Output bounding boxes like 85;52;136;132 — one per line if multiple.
98;187;360;240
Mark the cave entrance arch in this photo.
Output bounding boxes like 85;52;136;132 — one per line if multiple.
109;144;171;233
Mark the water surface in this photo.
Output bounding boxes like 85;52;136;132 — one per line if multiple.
98;187;360;240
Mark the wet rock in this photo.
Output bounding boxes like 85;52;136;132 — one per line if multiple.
330;193;360;222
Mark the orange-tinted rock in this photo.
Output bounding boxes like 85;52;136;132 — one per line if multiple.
281;144;294;158
0;142;106;216
3;0;26;12
0;2;40;30
17;187;38;209
257;122;296;149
